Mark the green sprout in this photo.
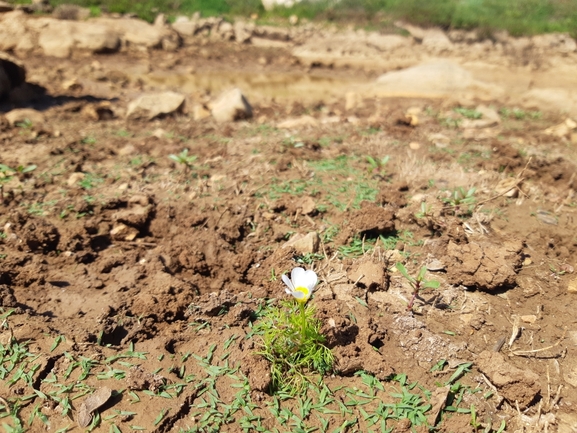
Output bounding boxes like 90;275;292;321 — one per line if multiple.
168;149;197;173
415;202;433;219
366;155;390;174
395;263;440;311
254;268;333;393
441;186;476;216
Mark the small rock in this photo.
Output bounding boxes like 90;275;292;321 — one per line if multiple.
5;108;45;127
110;223;139;241
210;87;252;123
568;277;577;294
520;315;537;324
295;196;316;215
234;21;253;43
126;91;185;120
192;104;211;120
409;141;421;150
81;102;114;121
543;118;577;138
289;14;298;25
67;172;85;187
152;128;166;139
428;132;450;148
277;115;318;129
282;231;320;254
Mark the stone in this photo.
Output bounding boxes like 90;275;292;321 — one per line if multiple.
217;21;234;40
210;88;252;123
97;17;175;49
428;132;450;148
568;277;577;294
67;172;85;187
4;108;44;127
126;91;185;120
110;223;139;241
73;22;120;53
0;11;30;52
172;19;198;37
192;104;211;120
38;23;74;58
234;21;254;43
81;102;115;121
375;60;501;99
477;350;540;409
277;115;318;129
282;231;320;254
543;118;577;138
295;196;316;215
421;29;453;52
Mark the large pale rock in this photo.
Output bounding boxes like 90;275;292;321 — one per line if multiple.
73;22;120;52
97;17;177;49
0;10;32;52
38;23;74;57
172;18;198;37
126;91;185;120
375;60;501;99
0;53;26;100
210;88;252;122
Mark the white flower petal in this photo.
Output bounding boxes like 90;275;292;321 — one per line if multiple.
302;270;318;291
281;274;294;291
291;267;306;287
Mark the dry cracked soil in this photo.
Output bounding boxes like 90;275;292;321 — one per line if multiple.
1;16;577;433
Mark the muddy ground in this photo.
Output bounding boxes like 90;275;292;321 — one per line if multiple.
1;25;577;433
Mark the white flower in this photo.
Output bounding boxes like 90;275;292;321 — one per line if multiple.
282;267;318;304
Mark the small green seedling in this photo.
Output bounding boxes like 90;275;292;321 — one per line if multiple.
415;202;433;219
442;186;476;216
168;149;197;173
366;155;390;174
396;263;440;311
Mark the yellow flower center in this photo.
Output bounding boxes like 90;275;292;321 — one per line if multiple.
295;286;310;303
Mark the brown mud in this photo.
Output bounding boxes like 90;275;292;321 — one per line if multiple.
1;31;577;433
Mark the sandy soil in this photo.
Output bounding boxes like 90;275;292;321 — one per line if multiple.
1;32;577;433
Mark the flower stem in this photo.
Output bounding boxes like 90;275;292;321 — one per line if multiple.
298;302;306;341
